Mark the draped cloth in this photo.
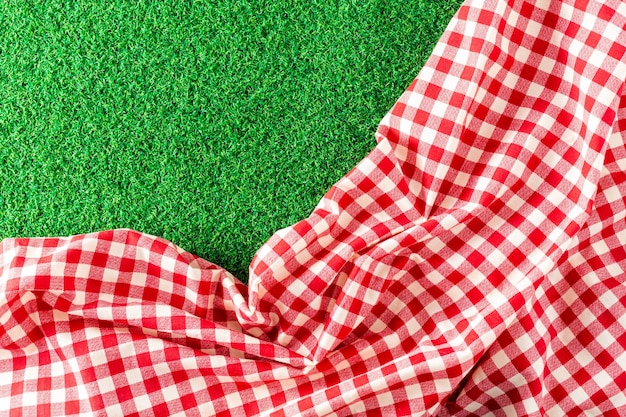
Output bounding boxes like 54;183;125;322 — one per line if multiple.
2;0;626;415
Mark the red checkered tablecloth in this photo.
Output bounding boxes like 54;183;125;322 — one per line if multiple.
2;0;626;415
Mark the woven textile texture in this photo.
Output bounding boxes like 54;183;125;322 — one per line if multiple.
2;0;626;415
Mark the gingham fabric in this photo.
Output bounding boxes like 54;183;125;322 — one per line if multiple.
2;0;626;415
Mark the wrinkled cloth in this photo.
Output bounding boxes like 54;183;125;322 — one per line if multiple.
2;0;626;415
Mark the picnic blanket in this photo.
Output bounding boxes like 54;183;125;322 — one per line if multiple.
2;0;626;415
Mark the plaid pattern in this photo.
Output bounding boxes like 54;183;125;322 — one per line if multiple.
2;0;626;415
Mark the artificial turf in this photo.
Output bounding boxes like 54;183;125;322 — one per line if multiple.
0;0;463;283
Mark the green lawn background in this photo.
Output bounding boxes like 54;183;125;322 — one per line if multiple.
0;0;463;282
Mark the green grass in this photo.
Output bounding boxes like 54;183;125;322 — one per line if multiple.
0;0;462;282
